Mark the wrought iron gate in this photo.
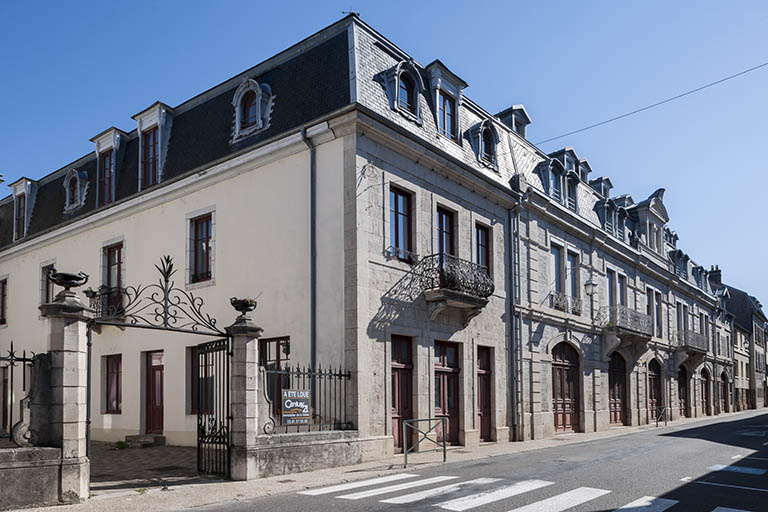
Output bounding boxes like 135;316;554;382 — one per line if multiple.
195;338;231;478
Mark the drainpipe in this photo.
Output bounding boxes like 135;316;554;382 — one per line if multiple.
506;207;518;440
506;187;527;441
301;127;317;376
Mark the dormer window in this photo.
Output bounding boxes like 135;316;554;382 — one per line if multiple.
605;206;614;234
63;168;88;212
550;170;562;202
142;126;158;189
14;193;25;240
68;179;77;206
472;120;498;169
398;74;416;114
481;128;495;163
99;149;114;206
566;179;577;211
231;78;274;143
438;90;457;140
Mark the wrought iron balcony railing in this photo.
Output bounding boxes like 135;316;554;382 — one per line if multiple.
596;305;653;337
672;329;709;353
548;292;583;316
418;253;494;300
85;286;125;318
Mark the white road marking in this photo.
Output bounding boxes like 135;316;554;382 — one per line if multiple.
711;507;752;511
437;480;555;511
505;487;611;512
380;478;500;504
731;455;743;459
680;476;693;482
298;473;418;495
613;496;678;511
694;480;768;493
338;476;458;499
708;464;767;475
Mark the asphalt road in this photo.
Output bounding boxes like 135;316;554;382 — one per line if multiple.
196;411;768;512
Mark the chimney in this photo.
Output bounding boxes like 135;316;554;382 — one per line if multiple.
709;265;722;288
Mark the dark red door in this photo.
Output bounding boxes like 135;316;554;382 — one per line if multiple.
720;373;729;413
608;353;627;425
648;360;662;420
391;336;413;452
552;343;579;432
434;341;460;444
146;351;164;434
678;366;689;418
701;369;711;416
1;368;7;432
477;347;492;442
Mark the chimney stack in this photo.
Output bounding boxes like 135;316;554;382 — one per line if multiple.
709;265;722;288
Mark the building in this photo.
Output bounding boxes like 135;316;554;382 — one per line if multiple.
0;15;763;467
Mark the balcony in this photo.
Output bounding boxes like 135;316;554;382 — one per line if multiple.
418;253;494;326
673;330;709;354
596;305;653;339
548;292;583;316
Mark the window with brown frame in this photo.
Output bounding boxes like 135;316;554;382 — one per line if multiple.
389;187;412;261
241;91;260;128
436;207;455;257
15;194;25;240
191;214;212;283
142;126;158;188
438;91;457;140
104;243;123;310
475;224;490;273
190;346;213;414
105;354;122;414
99;149;113;206
0;279;6;325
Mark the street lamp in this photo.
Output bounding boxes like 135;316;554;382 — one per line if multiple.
584;279;597;297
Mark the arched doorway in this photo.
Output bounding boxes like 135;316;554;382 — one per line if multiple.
609;352;627;425
552;343;580;432
648;359;662;420
678;366;689;418
701;368;711;416
720;372;729;414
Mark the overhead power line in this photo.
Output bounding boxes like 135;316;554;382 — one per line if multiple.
535;60;768;145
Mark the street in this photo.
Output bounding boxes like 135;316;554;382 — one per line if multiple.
195;411;768;512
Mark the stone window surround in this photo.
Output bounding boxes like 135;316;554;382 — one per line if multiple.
230;78;274;143
63;168;88;213
470;120;500;171
185;205;216;290
134;103;174;192
433;199;461;257
472;216;493;279
101;353;122;415
605;264;628;307
100;236;126;290
384;179;419;264
385;60;425;126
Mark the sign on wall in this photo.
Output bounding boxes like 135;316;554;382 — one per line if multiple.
282;389;311;424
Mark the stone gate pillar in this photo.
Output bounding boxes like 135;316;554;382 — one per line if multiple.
39;288;93;503
226;303;262;481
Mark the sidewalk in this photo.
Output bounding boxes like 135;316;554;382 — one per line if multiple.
24;409;767;512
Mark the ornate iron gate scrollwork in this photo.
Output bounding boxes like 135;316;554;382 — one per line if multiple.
195;338;231;478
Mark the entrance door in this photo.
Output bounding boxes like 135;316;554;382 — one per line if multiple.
391;336;413;452
678;366;689;418
1;368;7;432
648;359;662;420
552;343;579;432
434;341;460;444
720;373;729;414
145;351;164;434
608;353;627;425
701;368;711;416
477;347;492;442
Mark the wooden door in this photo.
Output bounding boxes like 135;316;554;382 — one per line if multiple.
146;351;164;434
648;360;662;420
434;341;460;444
552;343;579;432
678;367;688;418
608;353;627;425
477;347;492;442
701;369;711;416
391;336;413;452
720;373;729;413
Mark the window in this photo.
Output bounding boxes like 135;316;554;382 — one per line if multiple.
607;269;616;306
0;279;6;325
647;288;654;318
190;346;213;414
398;74;416;114
436;207;455;256
191;215;212;283
617;217;625;241
567;251;580;313
551;245;563;294
241;90;260;128
41;264;55;304
617;274;627;306
15;194;25;240
683;304;689;330
550;171;562;202
655;292;663;338
389;188;412;261
99;149;114;206
438;91;457;140
142;126;158;188
68;178;78;206
231;79;273;142
605;207;614;235
105;354;121;414
481;129;494;163
566;180;577;211
104;243;123;310
476;224;490;273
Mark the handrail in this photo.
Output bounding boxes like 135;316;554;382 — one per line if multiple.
655;406;668;427
403;417;447;468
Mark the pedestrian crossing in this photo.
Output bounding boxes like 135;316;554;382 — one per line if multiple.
299;473;752;511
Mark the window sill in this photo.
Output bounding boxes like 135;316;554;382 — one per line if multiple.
394;106;423;126
0;323;7;329
186;278;215;291
104;411;122;415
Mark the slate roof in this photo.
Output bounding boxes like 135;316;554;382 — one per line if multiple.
0;23;351;252
723;284;767;332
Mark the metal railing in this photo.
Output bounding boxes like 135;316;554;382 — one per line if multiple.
403;417;447;468
417;253;494;299
85;286;125;318
595;305;653;337
672;330;709;353
654;406;668;427
548;292;583;316
0;342;35;443
262;365;353;433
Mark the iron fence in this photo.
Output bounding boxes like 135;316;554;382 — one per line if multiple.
263;365;352;433
403;417;447;468
417;253;494;299
85;286;125;318
0;342;35;442
548;292;583;316
596;305;653;337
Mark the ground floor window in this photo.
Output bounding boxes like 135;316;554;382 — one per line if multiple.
105;354;122;414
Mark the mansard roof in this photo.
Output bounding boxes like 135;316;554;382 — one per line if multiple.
723;284;767;331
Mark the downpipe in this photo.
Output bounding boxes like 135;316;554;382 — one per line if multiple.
301;128;318;405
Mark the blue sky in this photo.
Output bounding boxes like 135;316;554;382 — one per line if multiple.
1;1;766;298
